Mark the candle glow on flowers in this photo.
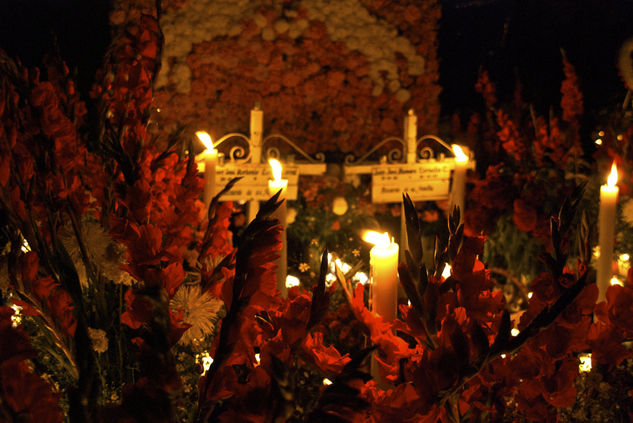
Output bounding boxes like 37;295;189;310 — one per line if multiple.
578;353;592;373
285;275;301;288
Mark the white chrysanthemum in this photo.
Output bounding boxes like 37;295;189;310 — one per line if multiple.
59;219;134;287
87;327;109;353
170;285;225;345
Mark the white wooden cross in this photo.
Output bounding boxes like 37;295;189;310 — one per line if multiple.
197;104;327;220
196;104;326;297
344;109;475;253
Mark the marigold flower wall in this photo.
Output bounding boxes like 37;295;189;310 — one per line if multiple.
2;2;633;423
111;0;441;154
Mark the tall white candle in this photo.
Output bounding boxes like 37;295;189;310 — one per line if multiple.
404;109;417;164
598;162;619;302
268;159;288;298
363;231;399;322
401;109;418;260
450;144;468;222
250;105;264;164
248;105;264;222
196;131;218;214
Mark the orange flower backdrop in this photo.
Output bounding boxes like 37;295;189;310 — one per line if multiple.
112;0;441;154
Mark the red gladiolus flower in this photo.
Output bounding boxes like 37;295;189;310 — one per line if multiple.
512;199;538;233
301;332;351;374
49;289;77;337
121;289;154;329
605;285;633;336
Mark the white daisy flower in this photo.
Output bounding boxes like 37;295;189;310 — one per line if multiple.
170;284;225;345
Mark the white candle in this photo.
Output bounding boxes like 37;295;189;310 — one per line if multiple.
450;144;468;221
248;105;264;223
404;109;417;164
196;131;218;213
597;162;619;302
363;231;399;322
250;105;264;164
402;110;418;258
268;159;288;298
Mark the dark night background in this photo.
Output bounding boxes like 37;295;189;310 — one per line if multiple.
1;0;632;123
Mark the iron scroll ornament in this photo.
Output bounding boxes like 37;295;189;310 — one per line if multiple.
344;134;456;165
213;132;252;163
262;133;326;164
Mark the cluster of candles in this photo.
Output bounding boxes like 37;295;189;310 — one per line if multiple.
196;127;621;306
194;129;625;382
195;131;470;312
196;130;290;295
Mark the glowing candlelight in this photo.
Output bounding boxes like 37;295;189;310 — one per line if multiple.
268;159;288;197
269;159;288;298
450;144;468;222
578;353;592;373
610;276;624;287
598;162;618;302
196;131;218;213
363;230;399;322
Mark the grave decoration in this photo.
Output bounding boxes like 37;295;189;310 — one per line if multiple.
2;9;633;423
196;105;326;221
344;109;475;267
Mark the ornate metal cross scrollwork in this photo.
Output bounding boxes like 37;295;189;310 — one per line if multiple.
262;134;326;164
213;133;252;163
344;136;405;165
416;135;454;161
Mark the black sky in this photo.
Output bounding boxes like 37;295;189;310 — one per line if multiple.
439;0;633;119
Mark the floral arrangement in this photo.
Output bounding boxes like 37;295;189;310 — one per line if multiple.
145;0;441;155
2;11;633;423
285;173;376;278
456;56;598;283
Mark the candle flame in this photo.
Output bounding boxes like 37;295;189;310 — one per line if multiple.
363;231;391;248
269;159;282;181
607;162;618;187
452;144;468;162
196;131;215;152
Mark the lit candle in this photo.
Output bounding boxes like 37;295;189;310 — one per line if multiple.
268;159;288;298
450;144;468;221
248;105;264;222
363;231;399;322
597;162;619;301
196;131;218;213
401;110;418;260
